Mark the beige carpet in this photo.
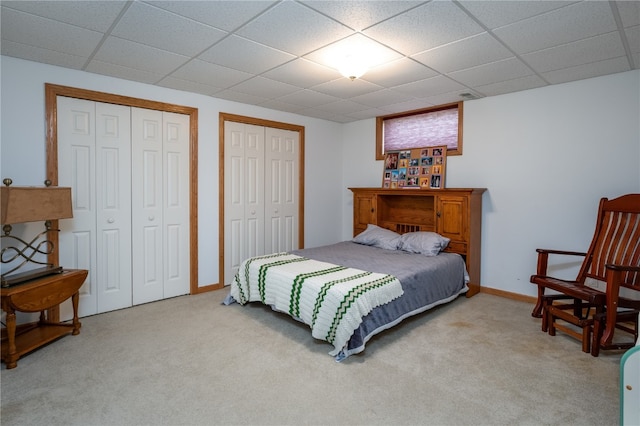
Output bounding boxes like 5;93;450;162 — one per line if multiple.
1;290;624;425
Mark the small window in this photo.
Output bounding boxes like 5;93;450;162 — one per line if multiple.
376;102;462;160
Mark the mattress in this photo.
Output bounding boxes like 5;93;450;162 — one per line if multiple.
225;241;468;360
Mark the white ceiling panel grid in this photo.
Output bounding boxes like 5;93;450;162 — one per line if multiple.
1;0;637;123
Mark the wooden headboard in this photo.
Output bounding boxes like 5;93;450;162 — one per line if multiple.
349;187;486;297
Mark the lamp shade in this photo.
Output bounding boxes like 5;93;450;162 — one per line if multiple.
1;186;73;224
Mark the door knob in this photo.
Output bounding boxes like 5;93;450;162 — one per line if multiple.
148;215;155;221
107;218;115;223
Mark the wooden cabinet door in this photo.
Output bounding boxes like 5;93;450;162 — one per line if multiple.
437;195;467;242
353;193;376;235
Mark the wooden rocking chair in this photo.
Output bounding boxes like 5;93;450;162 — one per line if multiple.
530;194;640;354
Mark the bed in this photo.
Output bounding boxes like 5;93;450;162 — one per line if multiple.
224;225;469;361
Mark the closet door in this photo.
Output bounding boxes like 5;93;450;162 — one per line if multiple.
264;128;299;253
95;102;132;312
57;97;98;318
132;109;190;303
57;97;132;317
162;111;190;298
131;108;163;303
58;99;189;316
224;122;265;284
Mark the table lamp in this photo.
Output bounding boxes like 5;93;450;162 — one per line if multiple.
1;178;73;287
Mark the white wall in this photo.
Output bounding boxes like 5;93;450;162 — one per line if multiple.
2;55;638;297
0;56;344;287
342;70;640;297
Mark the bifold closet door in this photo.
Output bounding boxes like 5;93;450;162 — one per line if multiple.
131;108;190;304
223;121;299;285
57;98;190;318
224;121;265;284
57;96;133;318
264;127;299;253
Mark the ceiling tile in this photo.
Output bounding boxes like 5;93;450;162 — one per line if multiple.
1;0;128;32
473;74;547;97
350;89;414;109
230;76;300;99
262;58;342;88
419;90;473;106
276;90;341;108
457;1;576;30
313;99;371;115
149;1;278;32
346;107;391;120
522;31;626;73
1;8;103;57
360;58;438;88
448;58;534;87
310;78;384;98
85;60;166;84
378;99;437;115
111;2;227;56
363;1;484;55
412;32;514;74
213;89;269;105
297;107;348;122
170;59;252;88
616;1;640;28
236;1;353;56
493;1;618;54
392;75;467;97
257;99;304;114
626;25;640;55
1;40;87;69
157;76;222;96
198;35;295;74
92;37;189;76
541;56;632;84
300;0;423;31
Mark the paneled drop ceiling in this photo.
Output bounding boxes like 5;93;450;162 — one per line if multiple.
1;1;638;123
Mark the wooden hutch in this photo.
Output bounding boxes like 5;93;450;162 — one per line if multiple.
349;188;486;297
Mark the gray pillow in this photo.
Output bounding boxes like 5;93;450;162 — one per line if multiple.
398;232;450;256
352;224;400;250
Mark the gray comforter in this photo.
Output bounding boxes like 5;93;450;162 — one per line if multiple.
224;241;468;360
291;241;468;359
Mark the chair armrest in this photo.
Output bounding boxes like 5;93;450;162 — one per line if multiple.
606;263;640;273
535;248;587;276
536;248;588;257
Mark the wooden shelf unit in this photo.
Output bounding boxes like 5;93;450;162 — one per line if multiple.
349;188;486;296
1;269;88;369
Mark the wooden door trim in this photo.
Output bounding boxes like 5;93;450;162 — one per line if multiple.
44;83;206;296
219;112;305;287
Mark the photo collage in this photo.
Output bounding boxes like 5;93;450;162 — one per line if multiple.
382;145;447;189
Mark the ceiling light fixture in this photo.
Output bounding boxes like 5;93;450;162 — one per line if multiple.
337;55;368;81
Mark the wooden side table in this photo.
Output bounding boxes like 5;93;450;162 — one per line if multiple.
1;269;88;369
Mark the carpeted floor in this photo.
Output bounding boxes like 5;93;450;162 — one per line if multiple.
1;289;624;425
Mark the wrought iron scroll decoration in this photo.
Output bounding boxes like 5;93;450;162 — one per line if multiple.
1;221;58;277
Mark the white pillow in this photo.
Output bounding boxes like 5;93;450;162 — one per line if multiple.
352;224;400;250
398;231;450;256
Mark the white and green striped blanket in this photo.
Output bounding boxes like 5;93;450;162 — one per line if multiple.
230;252;404;356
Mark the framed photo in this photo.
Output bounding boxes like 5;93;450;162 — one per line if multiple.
382;145;447;189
